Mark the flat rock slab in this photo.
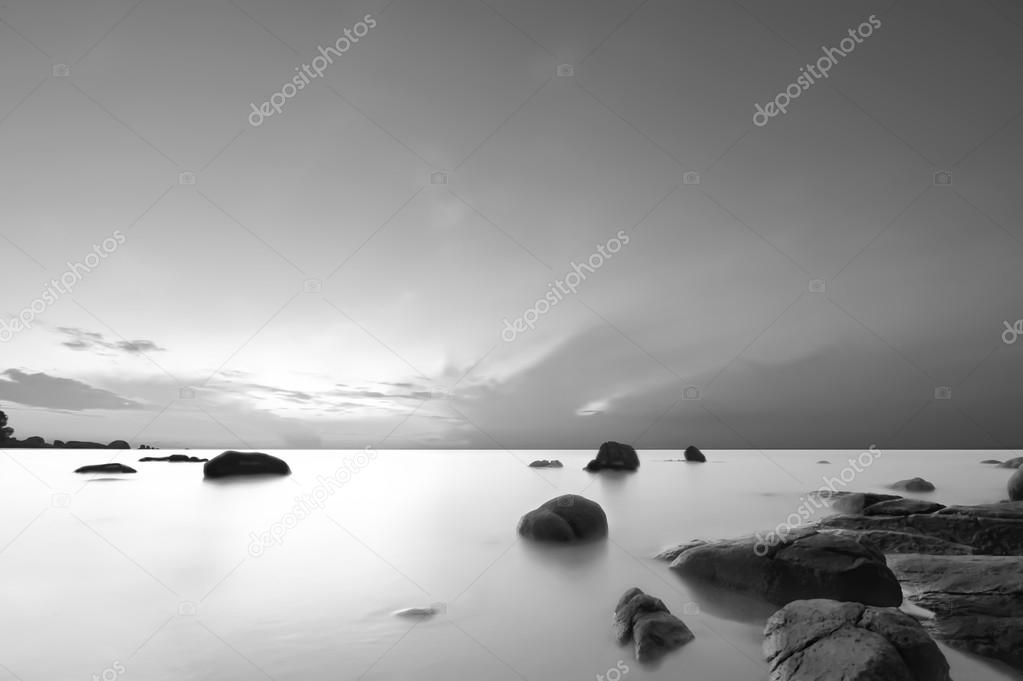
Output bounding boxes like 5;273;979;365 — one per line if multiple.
665;530;902;607
887;553;1023;671
764;599;951;681
862;499;945;516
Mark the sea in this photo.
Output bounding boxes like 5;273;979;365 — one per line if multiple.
1;449;1019;681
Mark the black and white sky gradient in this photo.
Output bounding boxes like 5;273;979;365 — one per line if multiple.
2;0;1023;449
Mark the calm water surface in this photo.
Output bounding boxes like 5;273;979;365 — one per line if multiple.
1;449;1020;680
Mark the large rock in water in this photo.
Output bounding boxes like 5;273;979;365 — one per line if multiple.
764;599;951;681
1009;467;1023;501
887;554;1023;671
817;501;1023;555
584;441;639;471
613;588;694;662
683;445;705;462
203;451;291;478
665;529;902;607
517;494;607;542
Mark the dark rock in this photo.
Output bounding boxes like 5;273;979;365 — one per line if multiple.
817;502;1023;555
1009;467;1023;501
816;460;830;464
862;499;945;516
139;454;208;463
584;441;639;472
683;445;705;462
203;450;291;478
75;463;137;474
517;494;608;542
527;459;563;468
817;528;973;555
887;554;1023;671
980;459;1002;464
999;456;1023;469
813;491;902;514
665;530;902;607
1;436;48;448
60;441;107;449
614;588;693;662
764;599;951;681
890;477;935;492
107;440;130;449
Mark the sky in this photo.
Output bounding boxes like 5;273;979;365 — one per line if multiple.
1;0;1023;449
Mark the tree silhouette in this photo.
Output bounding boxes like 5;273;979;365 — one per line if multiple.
0;406;12;442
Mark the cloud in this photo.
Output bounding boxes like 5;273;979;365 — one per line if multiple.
0;369;145;411
57;327;167;355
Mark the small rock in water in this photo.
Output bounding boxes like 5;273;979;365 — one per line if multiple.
393;602;446;618
613;587;694;662
528;459;563;468
980;459;1002;464
75;463;137;474
817;460;831;464
999;457;1023;469
517;494;608;542
139;454;208;463
683;445;705;462
890;477;936;492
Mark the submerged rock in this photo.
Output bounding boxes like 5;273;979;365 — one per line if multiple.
517;494;608;542
393;602;446;618
999;456;1023;469
75;463;136;474
665;530;902;607
764;599;951;681
813;491;901;514
203;451;291;478
584;441;639;472
613;588;694;662
683;445;705;462
816;460;831;464
890;477;935;492
980;459;1002;464
139;454;209;463
527;459;563;468
1009;467;1023;501
888;554;1023;671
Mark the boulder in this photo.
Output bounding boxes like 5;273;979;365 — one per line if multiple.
613;588;694;662
683;445;705;462
203;450;291;478
517;494;608;542
584;441;639;472
999;456;1023;469
764;599;951;681
527;459;563;468
107;440;130;449
817;502;1023;555
665;530;902;607
862;499;945;516
887;554;1023;671
139;454;208;463
75;463;136;474
890;477;935;492
1009;467;1023;501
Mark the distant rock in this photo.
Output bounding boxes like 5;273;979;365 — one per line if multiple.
1009;467;1023;501
813;491;901;514
888;554;1023;671
980;459;1002;464
517;494;608;542
393;602;445;618
683;445;705;463
60;441;107;449
139;454;208;463
528;459;563;468
817;501;1023;556
663;529;902;607
107;440;130;449
75;463;137;474
890;477;936;492
203;451;291;478
816;460;830;464
613;588;693;662
2;436;47;448
764;599;951;681
999;456;1023;469
584;441;639;472
862;498;945;516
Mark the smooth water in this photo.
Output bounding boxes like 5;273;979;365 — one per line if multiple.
1;449;1019;681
